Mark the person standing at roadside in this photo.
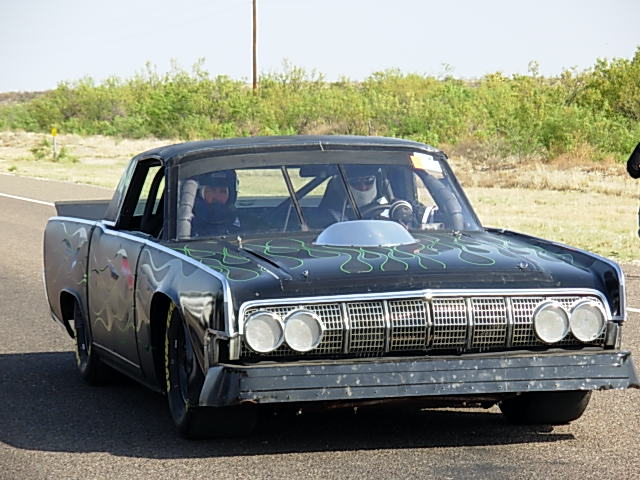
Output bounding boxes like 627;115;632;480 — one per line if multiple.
626;142;640;237
626;143;640;178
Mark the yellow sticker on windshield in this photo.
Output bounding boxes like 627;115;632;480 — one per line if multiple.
410;152;441;173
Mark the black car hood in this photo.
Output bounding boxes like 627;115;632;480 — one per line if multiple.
170;229;614;309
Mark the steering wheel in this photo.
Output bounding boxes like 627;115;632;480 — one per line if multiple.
361;200;414;226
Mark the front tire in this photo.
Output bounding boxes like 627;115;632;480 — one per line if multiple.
164;305;257;439
499;390;592;425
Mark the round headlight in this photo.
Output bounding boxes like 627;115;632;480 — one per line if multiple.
533;301;569;344
244;311;284;353
284;310;325;353
570;300;606;342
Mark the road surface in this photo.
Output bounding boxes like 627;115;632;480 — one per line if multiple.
1;173;638;479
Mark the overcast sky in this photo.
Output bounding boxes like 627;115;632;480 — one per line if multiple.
1;0;638;93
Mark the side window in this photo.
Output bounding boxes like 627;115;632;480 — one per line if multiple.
116;159;165;237
134;166;163;215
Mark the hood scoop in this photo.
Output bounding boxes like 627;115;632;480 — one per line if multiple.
314;220;417;247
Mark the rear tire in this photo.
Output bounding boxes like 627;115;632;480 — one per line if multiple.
499;390;591;425
73;301;110;385
164;305;257;439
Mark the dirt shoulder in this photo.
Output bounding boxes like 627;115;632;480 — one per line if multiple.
0;131;168;187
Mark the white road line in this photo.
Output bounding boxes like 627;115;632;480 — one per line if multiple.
627;307;640;314
0;192;54;207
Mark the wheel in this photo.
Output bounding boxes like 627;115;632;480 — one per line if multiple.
73;301;110;385
164;305;257;439
361;200;414;223
499;390;592;425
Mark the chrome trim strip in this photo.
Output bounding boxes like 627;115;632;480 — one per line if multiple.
239;288;612;320
93;342;141;369
505;297;514;349
425;295;433;348
49;216;98;226
465;297;474;350
382;300;391;353
341;303;350;354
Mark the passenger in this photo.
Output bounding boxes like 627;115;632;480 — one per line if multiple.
191;170;241;237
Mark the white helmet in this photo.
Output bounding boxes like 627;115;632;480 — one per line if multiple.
346;166;378;207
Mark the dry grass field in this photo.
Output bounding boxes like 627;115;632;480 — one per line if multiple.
1;130;638;261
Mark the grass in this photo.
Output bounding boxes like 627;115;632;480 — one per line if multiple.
466;187;639;262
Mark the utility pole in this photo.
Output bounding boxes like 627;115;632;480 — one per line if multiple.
252;0;257;92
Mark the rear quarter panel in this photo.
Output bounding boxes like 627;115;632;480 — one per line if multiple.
43;217;96;328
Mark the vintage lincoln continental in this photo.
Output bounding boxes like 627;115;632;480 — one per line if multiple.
43;135;639;438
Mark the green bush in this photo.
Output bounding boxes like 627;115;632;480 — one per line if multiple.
1;49;639;162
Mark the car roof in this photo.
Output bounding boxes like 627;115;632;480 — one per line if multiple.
134;135;443;166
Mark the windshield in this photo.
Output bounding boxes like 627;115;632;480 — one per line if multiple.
176;149;480;240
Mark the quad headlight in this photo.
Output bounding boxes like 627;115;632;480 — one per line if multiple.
533;301;569;344
569;300;606;342
244;310;284;353
284;309;325;352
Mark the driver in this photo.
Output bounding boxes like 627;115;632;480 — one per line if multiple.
345;165;417;229
191;170;241;237
344;165;387;210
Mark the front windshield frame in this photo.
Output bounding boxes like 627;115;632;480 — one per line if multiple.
174;147;482;241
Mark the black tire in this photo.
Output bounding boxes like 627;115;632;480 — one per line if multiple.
73;301;110;385
164;305;257;439
499;390;592;425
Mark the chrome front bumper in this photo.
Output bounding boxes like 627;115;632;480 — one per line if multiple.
199;350;639;407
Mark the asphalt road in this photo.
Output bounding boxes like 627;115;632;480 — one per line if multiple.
1;173;639;480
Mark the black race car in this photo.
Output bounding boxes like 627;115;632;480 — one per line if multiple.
43;136;639;438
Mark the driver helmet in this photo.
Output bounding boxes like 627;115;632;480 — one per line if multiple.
199;170;237;206
345;165;378;207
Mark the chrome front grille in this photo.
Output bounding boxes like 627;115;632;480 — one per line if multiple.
240;292;607;359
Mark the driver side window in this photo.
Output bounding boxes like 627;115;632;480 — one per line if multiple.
117;159;165;237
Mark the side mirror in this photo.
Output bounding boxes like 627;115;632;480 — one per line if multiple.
627;142;640;179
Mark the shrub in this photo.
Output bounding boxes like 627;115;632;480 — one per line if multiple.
1;50;638;164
